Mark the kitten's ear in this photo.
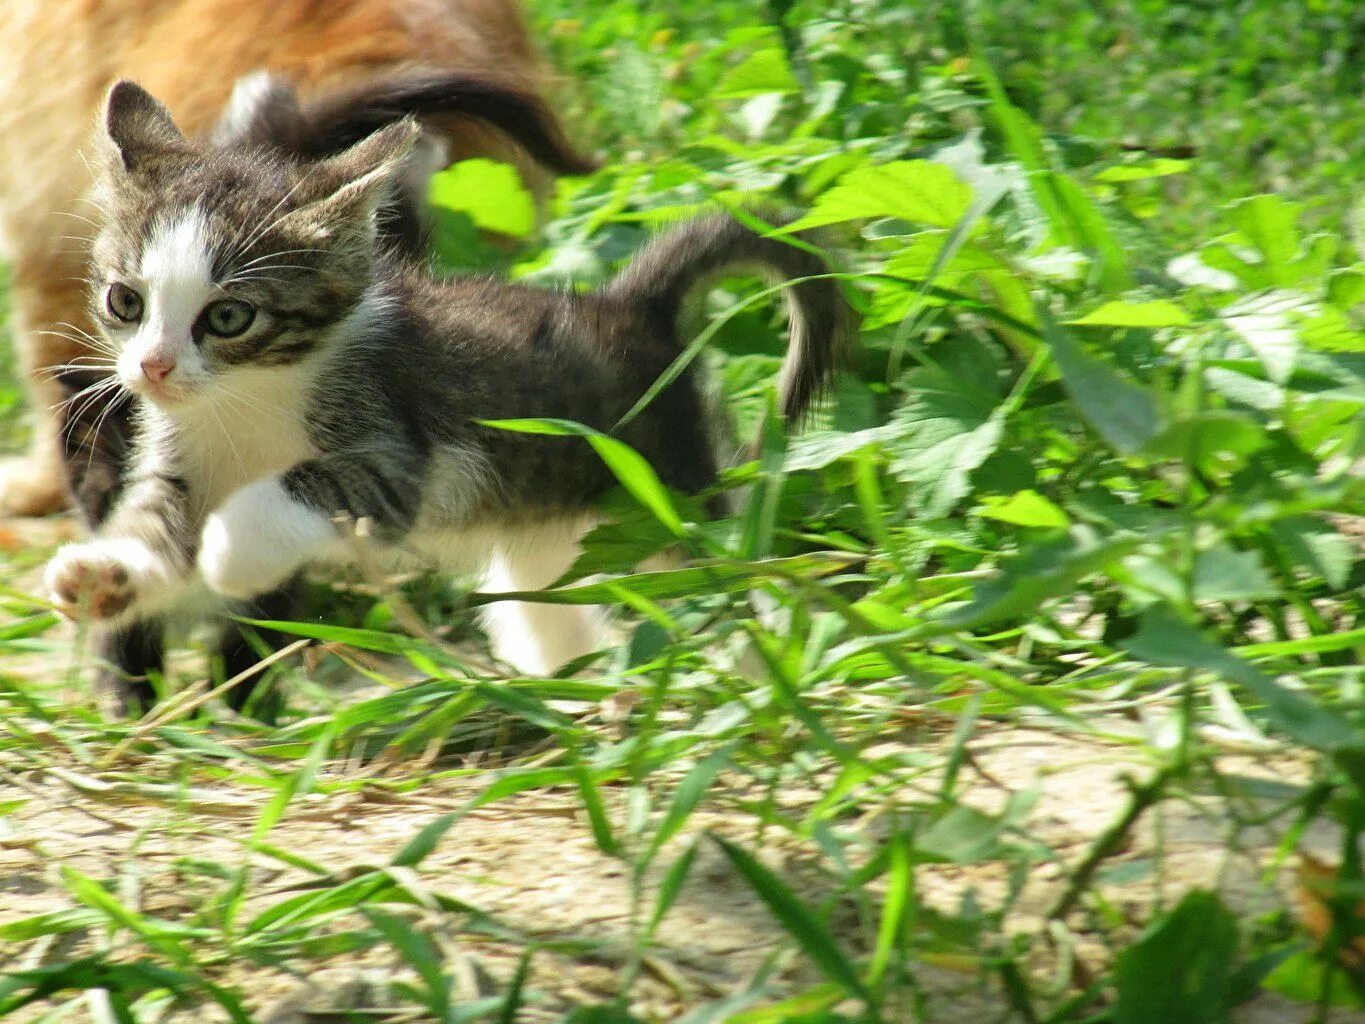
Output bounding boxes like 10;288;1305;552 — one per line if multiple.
281;119;421;238
100;81;190;173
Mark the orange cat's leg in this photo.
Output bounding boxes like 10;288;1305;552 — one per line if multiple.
0;254;97;517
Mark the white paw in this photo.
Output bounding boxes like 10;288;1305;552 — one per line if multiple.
197;477;335;599
45;539;163;621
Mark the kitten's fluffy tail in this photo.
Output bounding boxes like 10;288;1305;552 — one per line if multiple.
603;213;851;422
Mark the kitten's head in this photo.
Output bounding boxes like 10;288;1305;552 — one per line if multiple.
90;81;417;410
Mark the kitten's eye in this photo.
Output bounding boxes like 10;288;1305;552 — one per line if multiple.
106;283;143;323
201;299;256;338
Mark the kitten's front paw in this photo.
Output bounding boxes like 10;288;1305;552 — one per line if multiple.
46;543;138;620
198;478;335;600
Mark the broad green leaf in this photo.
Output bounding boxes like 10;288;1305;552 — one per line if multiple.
1114;891;1237;1024
1261;949;1365;1010
1227;194;1301;287
887;367;1003;518
1192;545;1278;603
711;835;871;1003
715;48;798;98
1222;291;1304;382
779;160;973;232
1296;305;1365;353
558;499;685;584
977;490;1070;529
1068;299;1191;327
1040;309;1163;452
428;159;536;239
785;426;895;472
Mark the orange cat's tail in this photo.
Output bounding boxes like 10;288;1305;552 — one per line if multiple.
213;69;596;177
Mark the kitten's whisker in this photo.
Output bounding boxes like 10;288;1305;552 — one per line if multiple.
51;210;101;229
57;381;124;446
215;385;295;432
36;359;117;381
207;403;247;481
231;247;331;271
52;321;111;347
82;383;128;479
54;377;121;418
34;331;120;362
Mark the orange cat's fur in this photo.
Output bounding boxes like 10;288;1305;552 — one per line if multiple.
0;0;565;516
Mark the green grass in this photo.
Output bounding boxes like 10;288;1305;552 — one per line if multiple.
2;1;1364;1021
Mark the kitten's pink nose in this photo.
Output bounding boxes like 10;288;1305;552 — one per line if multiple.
140;357;176;384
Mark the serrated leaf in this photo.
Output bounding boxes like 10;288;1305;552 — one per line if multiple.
785;426;895;472
780;160;973;232
887;367;1003;517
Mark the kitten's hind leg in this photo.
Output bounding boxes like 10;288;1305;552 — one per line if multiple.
96;619;166;717
479;524;610;676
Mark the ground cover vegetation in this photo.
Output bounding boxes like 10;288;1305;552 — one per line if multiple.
1;1;1363;1021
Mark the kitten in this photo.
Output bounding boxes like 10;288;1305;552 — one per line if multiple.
45;82;850;709
0;0;579;516
52;71;593;712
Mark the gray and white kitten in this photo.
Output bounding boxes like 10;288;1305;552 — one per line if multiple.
46;81;848;699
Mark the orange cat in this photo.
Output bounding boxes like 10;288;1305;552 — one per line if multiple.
0;0;585;516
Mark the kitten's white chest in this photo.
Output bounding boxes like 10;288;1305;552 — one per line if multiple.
158;389;314;514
